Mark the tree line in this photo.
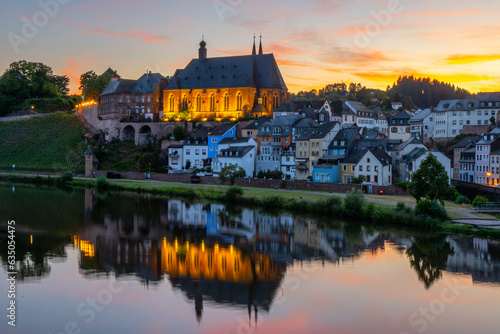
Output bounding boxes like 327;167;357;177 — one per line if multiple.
292;76;473;110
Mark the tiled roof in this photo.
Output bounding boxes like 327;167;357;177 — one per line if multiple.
101;79;137;95
209;123;236;136
166;53;287;90
297;122;338;140
451;136;481;148
134;73;164;94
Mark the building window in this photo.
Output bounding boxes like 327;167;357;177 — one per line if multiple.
196;94;202;112
181;95;188;110
236;93;242;111
224;94;229;111
169;95;174;112
273;93;279;110
359;166;363;171
262;94;267;108
210;94;215;111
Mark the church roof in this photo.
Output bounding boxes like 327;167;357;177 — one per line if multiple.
166;49;287;91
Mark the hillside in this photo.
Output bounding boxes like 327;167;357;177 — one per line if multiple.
0;112;88;171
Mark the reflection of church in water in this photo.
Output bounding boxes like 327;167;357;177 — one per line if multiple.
73;189;500;320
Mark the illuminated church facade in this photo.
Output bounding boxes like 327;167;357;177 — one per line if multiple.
163;38;289;120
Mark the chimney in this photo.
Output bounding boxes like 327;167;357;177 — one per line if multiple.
430;106;434;112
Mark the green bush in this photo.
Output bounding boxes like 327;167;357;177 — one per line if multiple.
225;186;244;200
344;189;365;216
96;176;110;190
472;195;488;207
455;195;471;205
392;182;411;189
414;199;449;221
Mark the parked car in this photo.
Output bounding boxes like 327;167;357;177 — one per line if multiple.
190;175;201;183
107;172;121;179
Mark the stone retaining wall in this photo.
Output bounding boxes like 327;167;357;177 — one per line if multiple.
94;170;409;195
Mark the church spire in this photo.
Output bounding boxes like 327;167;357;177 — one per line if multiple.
258;33;263;55
252;34;256;55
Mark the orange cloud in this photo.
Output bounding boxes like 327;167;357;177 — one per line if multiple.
62;57;106;94
444;54;500;65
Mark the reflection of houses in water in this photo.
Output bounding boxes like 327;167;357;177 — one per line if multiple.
446;236;500;285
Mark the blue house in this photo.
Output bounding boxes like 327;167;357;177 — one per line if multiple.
207;123;237;159
312;164;340;183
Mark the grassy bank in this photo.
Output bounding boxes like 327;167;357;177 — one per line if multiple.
3;173;499;239
0;112;88;171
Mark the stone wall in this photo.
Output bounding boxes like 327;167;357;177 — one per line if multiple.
94;170;409;195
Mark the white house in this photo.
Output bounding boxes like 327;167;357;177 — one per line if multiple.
167;144;184;171
182;138;208;169
345;100;376;129
343;149;393;186
281;145;296;180
212;137;257;177
411;151;452;185
409;108;432;141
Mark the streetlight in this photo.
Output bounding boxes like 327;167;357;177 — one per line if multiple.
149;163;151;179
487;171;491;185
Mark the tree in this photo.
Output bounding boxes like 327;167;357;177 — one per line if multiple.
79;71;111;101
173;125;186;140
409;153;451;204
351;175;366;184
219;164;246;185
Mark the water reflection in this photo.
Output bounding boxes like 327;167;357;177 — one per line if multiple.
2;186;500;316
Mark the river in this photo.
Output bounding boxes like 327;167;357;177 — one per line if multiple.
0;184;499;334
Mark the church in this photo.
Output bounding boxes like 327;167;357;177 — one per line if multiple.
163;37;289;121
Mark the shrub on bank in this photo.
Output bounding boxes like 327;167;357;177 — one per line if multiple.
472;195;488;207
455;195;471;205
96;176;110;190
344;189;365;217
414;199;449;221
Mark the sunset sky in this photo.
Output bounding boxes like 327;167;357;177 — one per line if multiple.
1;0;500;95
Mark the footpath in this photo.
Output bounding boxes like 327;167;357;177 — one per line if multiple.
2;171;499;230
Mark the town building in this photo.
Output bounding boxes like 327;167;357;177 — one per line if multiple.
163;38;289;121
451;136;481;179
212;137;257;177
99;72;167;121
388;110;412;141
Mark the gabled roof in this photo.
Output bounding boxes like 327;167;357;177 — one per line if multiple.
274;102;296;113
191;126;214;139
342;150;366;164
404;147;428;162
362;128;383;140
345;100;373;114
297;122;338;141
257;115;299;136
451;136;481;148
209;123;236;136
165;52;287;90
351;139;388;152
219;137;255;145
101;67;120;78
134;73;164;94
409;108;432;123
393;137;424;151
370;150;392;166
293;117;317;128
217;146;254;158
329;128;360;148
242;116;269;130
434;99;476;112
101;79;137;95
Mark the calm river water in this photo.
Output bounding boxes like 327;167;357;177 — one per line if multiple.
1;184;499;334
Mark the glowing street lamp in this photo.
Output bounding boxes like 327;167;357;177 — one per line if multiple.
487;171;491;185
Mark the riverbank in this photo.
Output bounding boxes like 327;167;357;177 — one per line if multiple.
2;172;499;239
